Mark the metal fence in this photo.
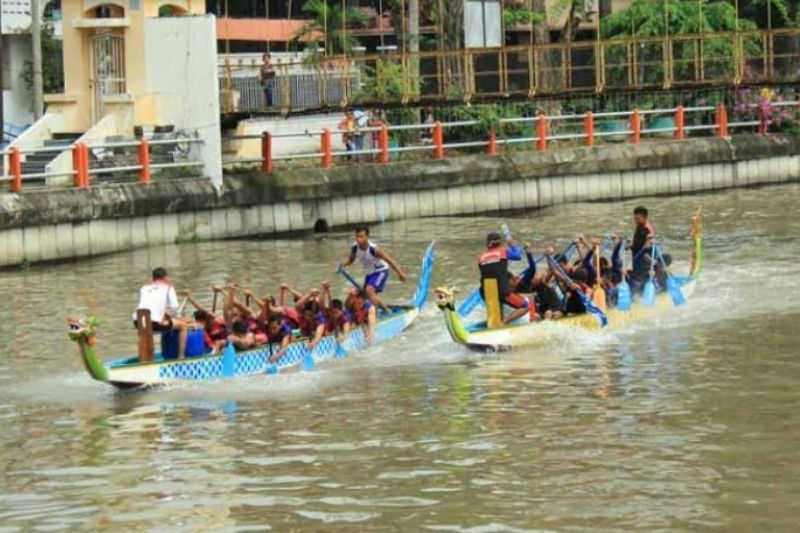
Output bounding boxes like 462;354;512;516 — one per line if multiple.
219;28;800;114
223;102;787;172
1;135;205;193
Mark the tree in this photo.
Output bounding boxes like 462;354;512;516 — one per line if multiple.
601;0;759;85
295;0;365;54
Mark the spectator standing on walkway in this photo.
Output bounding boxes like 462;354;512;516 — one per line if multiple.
260;53;276;108
421;106;434;144
338;109;358;161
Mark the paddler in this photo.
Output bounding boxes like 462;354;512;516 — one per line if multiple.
133;267;189;358
341;225;406;314
629;206;656;281
478;231;534;324
182;289;229;354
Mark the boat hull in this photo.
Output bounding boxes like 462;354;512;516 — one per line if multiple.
442;281;696;350
103;307;419;388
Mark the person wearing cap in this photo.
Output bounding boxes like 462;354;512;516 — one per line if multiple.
477;232;533;324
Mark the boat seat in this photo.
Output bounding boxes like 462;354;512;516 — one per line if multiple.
482;279;504;328
135;309;155;362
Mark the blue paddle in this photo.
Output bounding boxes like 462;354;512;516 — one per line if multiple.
302;346;316;371
548;255;608;328
656;246;685;306
335;262;364;292
643;242;656;308
617;239;632;311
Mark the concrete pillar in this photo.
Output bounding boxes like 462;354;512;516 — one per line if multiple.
403;191;421;219
242;206;261;235
418;190;435;217
54;223;74;260
1;229;25;266
331;198;348;226
360;195;378;223
458;185;476;214
22;227;42;263
116;219;133;250
273;203;290;232
73;222;91;257
538;178;553;206
510;181;526;209
432;189;449;216
259;204;276;234
287;202;304;230
563;176;578;203
346;196;364;225
207;210;226;239
498;181;512;209
389;192;406;220
446;187;460;216
193;211;213;240
88;220;120;256
162;213;180;244
523;179;539;209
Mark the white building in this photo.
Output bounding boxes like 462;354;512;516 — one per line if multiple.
2;0;36;133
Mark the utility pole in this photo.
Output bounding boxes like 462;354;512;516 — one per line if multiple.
31;0;44;118
1;4;5;137
408;0;419;98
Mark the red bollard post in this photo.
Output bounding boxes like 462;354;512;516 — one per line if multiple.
433;121;444;159
716;104;729;138
73;143;89;188
536;113;547;151
261;131;273;173
674;105;685;140
321;128;332;169
487;129;497;155
138;138;151;184
630;109;641;144
584;111;594;148
378;124;389;164
9;147;22;193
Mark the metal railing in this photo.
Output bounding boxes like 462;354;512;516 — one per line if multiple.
219;28;800;113
222;101;788;172
1;136;205;193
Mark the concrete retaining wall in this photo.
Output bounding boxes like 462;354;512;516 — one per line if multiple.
1;134;798;267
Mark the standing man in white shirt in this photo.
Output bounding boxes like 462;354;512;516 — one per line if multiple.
133;267;189;359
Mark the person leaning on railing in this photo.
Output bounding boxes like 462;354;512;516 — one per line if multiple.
260;52;276;108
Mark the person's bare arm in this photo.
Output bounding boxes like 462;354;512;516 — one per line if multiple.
342;248;357;267
180;289;207;314
308;323;325;350
376;248;406;282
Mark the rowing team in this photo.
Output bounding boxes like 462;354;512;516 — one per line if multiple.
133;225;407;360
478;206;681;324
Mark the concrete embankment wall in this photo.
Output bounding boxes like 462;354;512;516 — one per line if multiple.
1;134;798;267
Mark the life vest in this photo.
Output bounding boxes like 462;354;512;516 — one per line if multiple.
204;317;229;342
299;312;326;338
280;307;301;329
348;298;372;325
478;247;512;297
325;310;351;334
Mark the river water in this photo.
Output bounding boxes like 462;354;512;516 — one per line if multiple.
1;184;799;532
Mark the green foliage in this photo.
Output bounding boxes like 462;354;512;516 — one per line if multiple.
601;0;760;85
295;0;365;54
19;257;31;271
503;8;545;28
21;22;64;97
358;59;409;101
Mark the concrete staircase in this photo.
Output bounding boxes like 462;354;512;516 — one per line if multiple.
21;133;82;178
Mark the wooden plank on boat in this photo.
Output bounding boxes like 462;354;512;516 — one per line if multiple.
135;309;154;362
483;279;503;329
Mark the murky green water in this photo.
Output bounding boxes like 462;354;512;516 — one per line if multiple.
2;184;800;531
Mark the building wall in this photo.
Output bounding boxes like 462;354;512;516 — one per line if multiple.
2;34;35;128
142;15;222;183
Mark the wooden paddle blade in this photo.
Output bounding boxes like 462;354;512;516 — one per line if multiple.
593;286;607;312
482;279;503;329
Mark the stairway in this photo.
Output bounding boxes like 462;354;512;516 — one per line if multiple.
20;133;82;178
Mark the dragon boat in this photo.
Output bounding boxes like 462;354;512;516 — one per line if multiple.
68;241;435;389
435;211;703;351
